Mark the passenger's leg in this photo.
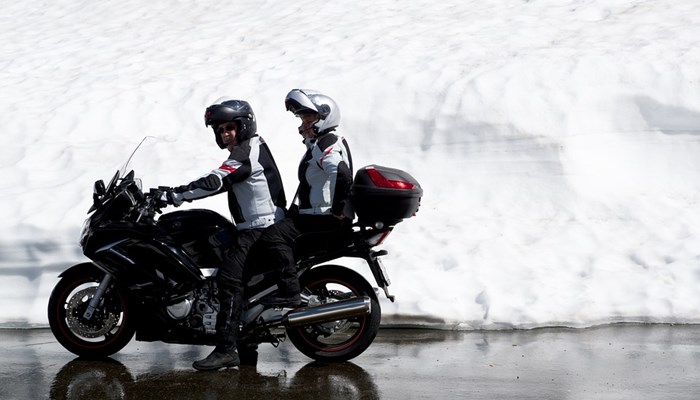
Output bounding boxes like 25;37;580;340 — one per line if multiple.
257;218;301;305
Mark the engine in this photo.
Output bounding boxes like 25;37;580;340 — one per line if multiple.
166;280;220;335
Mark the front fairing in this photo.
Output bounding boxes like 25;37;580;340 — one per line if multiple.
81;218;205;295
80;177;143;248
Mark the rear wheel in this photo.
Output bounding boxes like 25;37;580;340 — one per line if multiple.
48;265;136;358
287;265;381;362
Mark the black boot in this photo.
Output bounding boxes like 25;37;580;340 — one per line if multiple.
237;342;259;366
192;347;241;371
193;286;242;371
259;292;301;307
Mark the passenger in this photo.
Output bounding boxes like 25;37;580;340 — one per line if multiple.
256;89;353;306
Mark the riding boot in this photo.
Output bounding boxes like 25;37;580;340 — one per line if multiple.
193;287;242;371
259;291;301;307
193;347;241;371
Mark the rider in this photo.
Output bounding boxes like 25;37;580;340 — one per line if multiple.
255;89;353;306
158;98;286;371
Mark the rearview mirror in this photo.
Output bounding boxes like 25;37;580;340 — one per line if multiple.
94;180;106;196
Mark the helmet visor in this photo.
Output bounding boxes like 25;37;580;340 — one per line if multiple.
285;90;318;116
204;104;238;127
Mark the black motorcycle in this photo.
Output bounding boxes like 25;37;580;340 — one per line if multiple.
48;139;422;363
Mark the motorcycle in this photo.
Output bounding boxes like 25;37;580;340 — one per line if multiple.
48;138;422;363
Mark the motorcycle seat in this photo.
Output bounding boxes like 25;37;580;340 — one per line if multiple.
293;226;354;259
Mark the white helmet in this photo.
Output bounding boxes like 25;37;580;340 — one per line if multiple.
284;89;340;134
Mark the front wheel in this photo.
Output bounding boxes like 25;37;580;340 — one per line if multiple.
48;264;136;358
287;265;381;362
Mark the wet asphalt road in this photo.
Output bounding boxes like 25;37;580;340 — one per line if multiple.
1;324;700;399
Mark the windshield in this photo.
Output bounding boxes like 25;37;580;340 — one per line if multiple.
118;136;159;178
105;136;160;193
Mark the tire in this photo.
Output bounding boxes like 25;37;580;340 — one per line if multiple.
48;265;136;358
287;265;381;362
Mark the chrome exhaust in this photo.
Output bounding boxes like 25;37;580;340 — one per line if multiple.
284;296;371;327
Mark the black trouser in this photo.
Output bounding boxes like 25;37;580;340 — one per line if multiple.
215;228;262;350
256;214;346;296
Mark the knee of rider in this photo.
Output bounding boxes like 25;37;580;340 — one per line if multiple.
217;272;242;288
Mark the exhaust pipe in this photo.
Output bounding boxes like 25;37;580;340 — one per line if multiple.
284;296;371;327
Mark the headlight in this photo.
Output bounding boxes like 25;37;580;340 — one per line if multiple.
79;217;91;246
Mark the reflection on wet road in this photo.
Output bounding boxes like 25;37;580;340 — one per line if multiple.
48;358;378;399
2;326;700;399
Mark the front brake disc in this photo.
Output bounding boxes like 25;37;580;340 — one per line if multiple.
65;287;118;338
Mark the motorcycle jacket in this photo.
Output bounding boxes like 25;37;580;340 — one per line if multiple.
171;135;287;230
297;132;353;218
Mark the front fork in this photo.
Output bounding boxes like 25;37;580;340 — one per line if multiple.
364;250;395;302
83;274;113;320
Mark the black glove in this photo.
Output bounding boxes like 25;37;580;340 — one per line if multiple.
163;187;184;207
150;187;183;207
148;188;168;208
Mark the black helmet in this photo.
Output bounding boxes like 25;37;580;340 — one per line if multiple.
204;98;257;149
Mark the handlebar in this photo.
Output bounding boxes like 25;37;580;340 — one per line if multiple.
133;188;165;223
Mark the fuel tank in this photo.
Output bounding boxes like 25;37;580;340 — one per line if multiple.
157;209;236;269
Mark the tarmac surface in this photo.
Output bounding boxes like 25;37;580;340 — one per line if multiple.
1;324;700;399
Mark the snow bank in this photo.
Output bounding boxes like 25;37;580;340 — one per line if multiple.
2;0;700;329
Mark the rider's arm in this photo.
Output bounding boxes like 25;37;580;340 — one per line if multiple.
169;145;253;204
